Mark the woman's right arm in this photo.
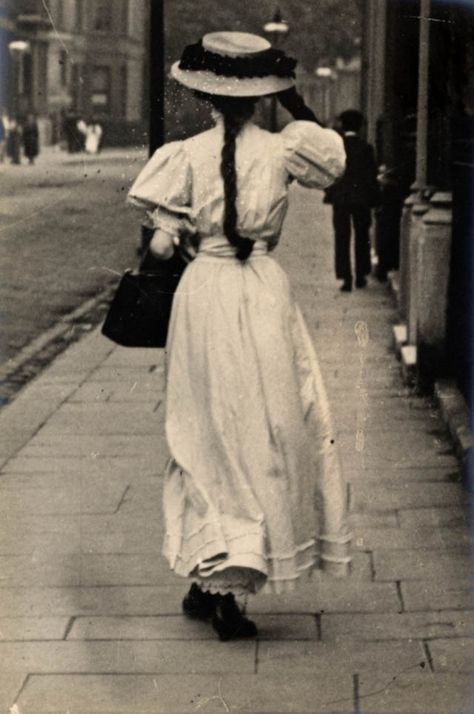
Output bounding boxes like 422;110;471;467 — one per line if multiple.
149;228;175;260
127;140;193;258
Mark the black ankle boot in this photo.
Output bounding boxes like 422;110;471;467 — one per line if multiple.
182;583;215;620
211;593;258;641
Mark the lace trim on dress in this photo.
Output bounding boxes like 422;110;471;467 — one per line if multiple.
193;565;267;597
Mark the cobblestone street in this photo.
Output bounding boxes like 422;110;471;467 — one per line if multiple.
0;185;472;713
0;147;146;366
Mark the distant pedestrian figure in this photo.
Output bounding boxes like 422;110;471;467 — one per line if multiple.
325;110;379;291
62;112;85;153
0;109;9;162
76;118;88;152
7;118;21;165
128;31;350;642
84;119;103;154
22;113;40;165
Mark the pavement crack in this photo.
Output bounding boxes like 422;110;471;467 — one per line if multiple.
422;640;435;671
353;673;361;713
315;612;322;641
396;580;405;613
326;661;427;708
114;484;131;513
368;550;376;580
63;616;76;640
11;673;31;709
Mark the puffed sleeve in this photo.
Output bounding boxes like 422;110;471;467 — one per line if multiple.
127;141;192;234
281;121;346;189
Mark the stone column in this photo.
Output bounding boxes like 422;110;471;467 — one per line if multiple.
416;192;453;386
398;187;418;319
415;0;431;191
403;0;431;346
365;0;386;148
407;195;431;345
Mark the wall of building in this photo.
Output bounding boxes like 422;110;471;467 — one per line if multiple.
361;0;474;399
5;0;149;145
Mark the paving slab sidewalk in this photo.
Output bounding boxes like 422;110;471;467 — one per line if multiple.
0;185;472;714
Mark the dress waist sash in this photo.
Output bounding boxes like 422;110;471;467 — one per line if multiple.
196;236;269;259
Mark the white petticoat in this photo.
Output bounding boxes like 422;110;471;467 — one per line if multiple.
162;240;351;595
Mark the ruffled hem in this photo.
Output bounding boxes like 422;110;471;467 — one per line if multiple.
163;523;352;592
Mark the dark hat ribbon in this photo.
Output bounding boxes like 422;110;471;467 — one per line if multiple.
179;39;297;79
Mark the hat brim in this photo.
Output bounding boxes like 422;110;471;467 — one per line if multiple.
171;61;294;97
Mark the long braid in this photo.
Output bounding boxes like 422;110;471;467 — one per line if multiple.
198;92;257;262
220;109;254;261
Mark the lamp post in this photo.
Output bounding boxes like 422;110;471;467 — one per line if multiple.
315;66;333;125
8;40;30;117
148;0;164;155
139;0;165;260
263;9;289;132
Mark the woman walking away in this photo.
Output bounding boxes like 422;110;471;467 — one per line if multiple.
22;113;39;165
85;118;103;155
128;31;351;641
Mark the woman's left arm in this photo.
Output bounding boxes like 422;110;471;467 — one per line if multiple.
276;86;323;125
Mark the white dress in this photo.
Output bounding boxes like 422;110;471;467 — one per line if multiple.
85;124;102;154
128;119;351;595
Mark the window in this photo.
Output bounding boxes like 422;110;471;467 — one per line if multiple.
75;0;84;30
120;0;129;34
71;64;81;110
120;65;127;117
92;1;112;32
55;0;63;29
59;49;68;86
90;65;111;113
20;0;40;14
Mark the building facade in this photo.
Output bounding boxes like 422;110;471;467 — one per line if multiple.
361;0;474;405
1;0;149;144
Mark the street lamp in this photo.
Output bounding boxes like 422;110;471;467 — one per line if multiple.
8;40;30;117
263;8;289;132
315;66;333;125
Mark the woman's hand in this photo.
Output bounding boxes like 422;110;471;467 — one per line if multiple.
150;228;174;260
276;86;322;125
276;86;300;112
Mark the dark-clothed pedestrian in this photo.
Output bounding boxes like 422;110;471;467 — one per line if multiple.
6;118;21;165
22;113;40;165
325;109;379;291
374;164;404;281
63;112;83;153
127;31;351;642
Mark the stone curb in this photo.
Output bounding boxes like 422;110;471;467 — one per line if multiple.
0;281;116;405
434;379;474;487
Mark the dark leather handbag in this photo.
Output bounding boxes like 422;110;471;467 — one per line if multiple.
102;251;187;348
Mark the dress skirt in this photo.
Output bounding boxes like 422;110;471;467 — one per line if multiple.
163;241;351;595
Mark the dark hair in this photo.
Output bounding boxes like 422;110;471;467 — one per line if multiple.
339;109;364;133
196;92;257;262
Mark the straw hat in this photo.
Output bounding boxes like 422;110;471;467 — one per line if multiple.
171;31;296;97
